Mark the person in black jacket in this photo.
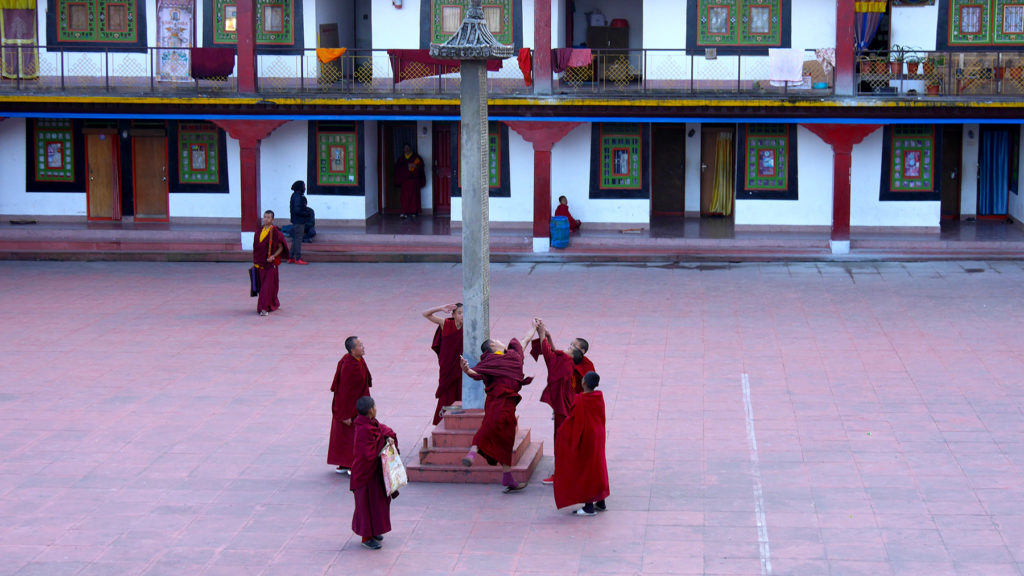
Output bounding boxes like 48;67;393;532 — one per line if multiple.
288;180;315;265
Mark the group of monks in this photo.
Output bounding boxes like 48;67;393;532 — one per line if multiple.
325;304;611;550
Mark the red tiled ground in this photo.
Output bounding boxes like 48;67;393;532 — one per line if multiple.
1;260;1023;575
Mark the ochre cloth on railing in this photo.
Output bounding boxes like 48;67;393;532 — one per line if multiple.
386;49;502;84
0;0;35;8
517;48;532;86
190;47;235;79
317;47;347;63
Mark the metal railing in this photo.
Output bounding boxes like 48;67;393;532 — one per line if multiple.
857;49;1024;97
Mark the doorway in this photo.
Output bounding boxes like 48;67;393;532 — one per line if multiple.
86;129;121;221
978;125;1019;218
131;123;169;222
651;124;686;216
700;126;735;217
379;122;418;214
432;122;453;216
940;125;962;221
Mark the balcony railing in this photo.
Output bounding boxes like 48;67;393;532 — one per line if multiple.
857;50;1024;97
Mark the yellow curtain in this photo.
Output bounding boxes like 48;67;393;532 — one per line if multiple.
710;132;734;216
0;0;35;9
854;1;886;12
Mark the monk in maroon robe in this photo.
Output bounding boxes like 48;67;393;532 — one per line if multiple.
350;395;398;550
423;303;464;425
394;144;426;218
533;320;578;485
252;210;289;316
328;336;372;474
459;321;537;492
571;337;595;394
554;371;609;515
555;195;582;231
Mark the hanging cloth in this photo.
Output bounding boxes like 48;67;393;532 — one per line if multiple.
710;132;734;217
979;130;1010;216
517;47;532;87
0;0;37;79
316;47;347;63
854;1;886;52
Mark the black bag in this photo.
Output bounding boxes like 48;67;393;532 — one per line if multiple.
249;266;260;297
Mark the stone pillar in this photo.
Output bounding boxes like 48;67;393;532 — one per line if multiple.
835;0;856;96
211;120;288;246
459;61;490;409
236;0;256;93
505;121;582;252
805;124;881;254
533;0;553;95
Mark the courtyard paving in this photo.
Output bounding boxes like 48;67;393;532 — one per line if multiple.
1;260;1023;575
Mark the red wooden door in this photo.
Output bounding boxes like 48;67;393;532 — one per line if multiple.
432;124;452;216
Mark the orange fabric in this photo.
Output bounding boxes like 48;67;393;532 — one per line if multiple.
518;48;533;87
317;48;347;63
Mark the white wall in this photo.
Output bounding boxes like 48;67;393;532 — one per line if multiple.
169;138;240;218
364;120;379;218
0;119;86;216
522;0;535;49
891;3;940;51
792;0;835;50
850;128;939;227
961;124;979;217
735;126;833;226
416;120;433;211
643;0;684;49
375;0;420;49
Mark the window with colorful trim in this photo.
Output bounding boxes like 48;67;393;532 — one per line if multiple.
938;0;1024;49
450;122;511;198
26;119;86;192
589;123;650;200
420;0;522;50
46;0;147;51
307;121;365;196
686;0;791;53
879;125;942;201
166;121;229;193
203;0;303;53
736;124;799;200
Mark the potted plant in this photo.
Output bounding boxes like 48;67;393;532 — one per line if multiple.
926;78;941;95
889;44;907;76
905;52;925;76
922;56;935;76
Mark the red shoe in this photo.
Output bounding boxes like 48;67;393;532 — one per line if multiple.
542;475;554;485
294;259;309;265
287;258;296;264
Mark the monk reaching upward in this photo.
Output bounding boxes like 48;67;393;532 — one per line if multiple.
534;319;578;486
459;320;537;493
328;336;372;475
423;303;463;425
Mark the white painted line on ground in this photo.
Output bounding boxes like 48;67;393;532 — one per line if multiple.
742;372;772;575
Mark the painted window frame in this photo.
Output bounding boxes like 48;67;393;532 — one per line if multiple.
736;124;799;200
306;121;366;197
167;121;230;193
687;0;791;54
204;0;303;54
939;0;1024;49
47;0;148;51
589;123;650;200
450;121;511;198
421;0;522;50
879;125;942;201
26;118;86;192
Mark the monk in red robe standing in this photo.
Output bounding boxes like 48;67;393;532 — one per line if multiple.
350;395;398;550
459;320;537;492
394;143;426;219
570;337;595;393
554;371;609;516
554;195;582;231
252;210;289;316
534;319;577;486
328;336;372;475
423;303;463;425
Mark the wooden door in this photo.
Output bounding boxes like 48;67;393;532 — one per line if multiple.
700;127;726;215
86;132;120;221
133;136;169;221
940;125;962;221
651;125;686;215
432;123;453;216
381;123;417;213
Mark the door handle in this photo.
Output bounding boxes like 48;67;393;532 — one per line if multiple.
701;163;708;172
951;170;957;179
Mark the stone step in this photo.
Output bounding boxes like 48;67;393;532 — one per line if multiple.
406;440;543;485
418;429;534;467
437;407;483;430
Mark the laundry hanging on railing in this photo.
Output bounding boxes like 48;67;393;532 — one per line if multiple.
551;48;573;73
517;48;532;87
768;48;805;86
316;47;347;64
190;47;235;80
386;49;503;84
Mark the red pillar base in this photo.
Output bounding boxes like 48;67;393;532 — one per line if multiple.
211;120;288;236
805;124;881;247
405;405;543;485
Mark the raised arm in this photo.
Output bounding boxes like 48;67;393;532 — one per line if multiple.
460;355;482;380
421;303;456;327
535;319;548;344
522;318;539;347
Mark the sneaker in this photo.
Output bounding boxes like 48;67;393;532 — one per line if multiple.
335;466;350;475
542;475;555;485
574;508;597;516
361;538;382;550
502;482;528;494
294;259;309;265
258;311;269;317
595;502;607;512
287;258;296;264
372;535;384;542
461;452;474;467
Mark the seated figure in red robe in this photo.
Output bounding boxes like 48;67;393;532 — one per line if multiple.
555;195;582;231
423;302;464;425
252;210;289;316
533;320;578;486
350;395;398;550
554;371;609;515
328;336;372;474
459;320;537;493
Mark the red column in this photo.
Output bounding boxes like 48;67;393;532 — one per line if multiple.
505;122;582;248
835;0;856;96
805;124;881;246
533;0;553;95
236;0;256;93
211;120;288;233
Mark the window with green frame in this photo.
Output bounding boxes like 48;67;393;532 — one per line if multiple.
686;0;790;52
879;125;941;201
204;0;303;52
736;124;798;200
589;123;650;200
451;122;511;198
938;0;1024;48
421;0;521;50
47;0;147;50
306;121;365;196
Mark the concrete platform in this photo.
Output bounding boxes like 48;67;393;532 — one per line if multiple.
2;260;1024;575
